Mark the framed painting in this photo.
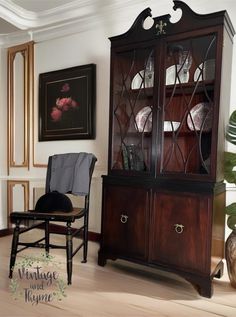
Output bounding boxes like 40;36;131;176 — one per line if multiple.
38;64;96;141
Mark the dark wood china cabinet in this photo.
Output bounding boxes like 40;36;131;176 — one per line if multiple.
98;1;235;297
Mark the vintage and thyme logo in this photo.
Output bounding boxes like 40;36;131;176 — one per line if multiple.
9;253;67;305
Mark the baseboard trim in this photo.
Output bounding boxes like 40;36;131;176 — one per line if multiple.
0;228;14;236
0;225;101;242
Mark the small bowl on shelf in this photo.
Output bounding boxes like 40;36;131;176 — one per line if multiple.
164;121;180;132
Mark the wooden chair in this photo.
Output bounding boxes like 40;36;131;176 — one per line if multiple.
9;153;97;285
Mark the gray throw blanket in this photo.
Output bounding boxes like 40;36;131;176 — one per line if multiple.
48;152;96;196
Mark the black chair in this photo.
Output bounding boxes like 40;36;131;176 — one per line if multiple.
9;152;97;285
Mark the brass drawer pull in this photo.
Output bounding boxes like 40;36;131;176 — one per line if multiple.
174;224;184;234
120;214;128;224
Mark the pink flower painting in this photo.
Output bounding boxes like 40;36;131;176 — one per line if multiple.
50;83;79;122
61;83;70;92
51;107;62;121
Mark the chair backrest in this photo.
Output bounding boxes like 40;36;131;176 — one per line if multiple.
34;153;97;213
45;152;97;198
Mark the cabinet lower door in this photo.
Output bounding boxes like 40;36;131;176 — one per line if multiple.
150;191;211;274
102;185;149;261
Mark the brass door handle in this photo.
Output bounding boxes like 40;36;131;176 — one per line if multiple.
120;214;128;224
174;224;184;234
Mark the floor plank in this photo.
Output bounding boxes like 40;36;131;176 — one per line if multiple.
0;231;236;317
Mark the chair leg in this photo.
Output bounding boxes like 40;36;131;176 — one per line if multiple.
66;222;73;285
45;221;50;255
82;212;88;263
9;221;20;278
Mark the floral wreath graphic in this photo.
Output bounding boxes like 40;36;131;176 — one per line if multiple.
9;253;67;304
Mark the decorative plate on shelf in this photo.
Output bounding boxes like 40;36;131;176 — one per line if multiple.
164;121;181;132
131;70;154;89
131;70;145;89
166;64;189;85
135;106;152;132
187;102;212;132
194;59;215;81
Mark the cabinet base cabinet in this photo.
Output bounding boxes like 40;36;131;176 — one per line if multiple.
98;181;226;298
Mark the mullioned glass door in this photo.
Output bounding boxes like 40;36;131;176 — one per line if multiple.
110;46;155;173
160;34;216;176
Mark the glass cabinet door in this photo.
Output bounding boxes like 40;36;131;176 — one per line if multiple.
110;47;155;173
160;34;216;176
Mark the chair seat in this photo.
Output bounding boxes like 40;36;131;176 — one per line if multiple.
10;208;85;223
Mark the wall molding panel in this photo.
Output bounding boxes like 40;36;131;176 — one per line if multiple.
7;180;29;228
7;41;34;173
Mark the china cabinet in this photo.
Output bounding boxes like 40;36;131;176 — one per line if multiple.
98;1;235;297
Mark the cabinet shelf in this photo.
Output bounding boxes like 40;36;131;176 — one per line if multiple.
164;129;212;136
116;87;153;98
165;80;214;96
115;131;152;137
115;129;211;137
117;80;214;98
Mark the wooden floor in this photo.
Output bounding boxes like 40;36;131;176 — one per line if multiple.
0;231;236;317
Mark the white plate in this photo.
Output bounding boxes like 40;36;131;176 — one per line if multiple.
135;106;152;132
194;59;215;81
166;64;189;85
131;70;154;89
164;121;180;132
131;70;145;89
187;102;212;132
